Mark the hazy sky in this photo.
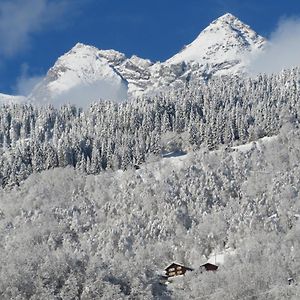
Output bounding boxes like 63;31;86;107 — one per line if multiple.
1;0;300;95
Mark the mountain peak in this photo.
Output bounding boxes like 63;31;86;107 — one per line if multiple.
166;13;266;73
29;42;128;106
209;13;252;31
72;42;87;49
216;12;238;23
68;42;98;56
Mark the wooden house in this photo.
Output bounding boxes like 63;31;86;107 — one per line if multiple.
164;262;193;278
200;262;218;272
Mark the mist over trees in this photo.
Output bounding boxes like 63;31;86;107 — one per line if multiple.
0;67;300;299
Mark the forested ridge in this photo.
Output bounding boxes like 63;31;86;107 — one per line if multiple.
1;68;300;187
0;68;300;299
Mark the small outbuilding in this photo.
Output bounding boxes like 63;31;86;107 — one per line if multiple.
164;262;193;278
200;262;218;272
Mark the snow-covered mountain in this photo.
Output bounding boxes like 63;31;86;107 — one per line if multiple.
8;13;267;107
166;13;265;75
28;43;128;107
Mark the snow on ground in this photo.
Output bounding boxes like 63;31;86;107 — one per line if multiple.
133;135;279;183
207;253;225;265
138;152;191;181
231;135;278;153
206;249;236;265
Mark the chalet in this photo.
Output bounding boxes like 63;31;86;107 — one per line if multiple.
200;262;218;272
164;262;193;278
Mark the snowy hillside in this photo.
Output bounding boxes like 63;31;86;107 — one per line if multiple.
1;125;299;299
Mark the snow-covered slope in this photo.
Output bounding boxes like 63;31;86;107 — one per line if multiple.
166;13;266;75
27;13;266;107
136;135;279;182
0;93;25;105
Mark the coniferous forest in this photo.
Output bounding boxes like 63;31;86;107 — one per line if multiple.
1;68;300;299
1;69;300;187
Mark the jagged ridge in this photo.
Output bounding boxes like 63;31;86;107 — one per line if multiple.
25;14;267;106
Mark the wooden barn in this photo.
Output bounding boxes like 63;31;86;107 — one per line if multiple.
200;262;218;272
164;262;193;278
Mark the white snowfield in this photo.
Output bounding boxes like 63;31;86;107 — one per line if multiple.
0;13;268;108
231;135;278;152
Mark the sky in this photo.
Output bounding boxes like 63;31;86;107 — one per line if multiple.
1;0;300;95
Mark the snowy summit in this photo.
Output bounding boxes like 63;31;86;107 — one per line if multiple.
166;13;266;74
28;43;129;106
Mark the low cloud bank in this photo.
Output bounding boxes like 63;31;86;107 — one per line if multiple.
250;17;300;75
15;63;44;96
49;80;128;109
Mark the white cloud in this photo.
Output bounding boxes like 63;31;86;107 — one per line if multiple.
15;63;44;96
0;0;73;57
250;17;300;75
51;80;128;109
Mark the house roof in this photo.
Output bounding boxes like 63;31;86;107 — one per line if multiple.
200;262;218;267
164;262;193;271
